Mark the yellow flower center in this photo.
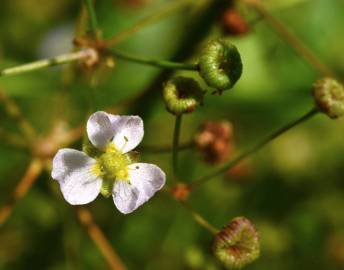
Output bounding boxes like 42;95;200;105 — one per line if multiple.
92;143;132;197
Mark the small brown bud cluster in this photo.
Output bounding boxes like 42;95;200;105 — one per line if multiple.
213;217;260;269
194;121;234;164
221;8;250;36
73;36;114;69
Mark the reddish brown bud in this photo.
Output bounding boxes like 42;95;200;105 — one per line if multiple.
171;183;191;201
194;121;234;164
221;8;250;36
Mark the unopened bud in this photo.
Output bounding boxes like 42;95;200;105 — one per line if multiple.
171;183;191;201
221;8;250;36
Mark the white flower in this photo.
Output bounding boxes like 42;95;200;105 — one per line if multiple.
51;111;166;214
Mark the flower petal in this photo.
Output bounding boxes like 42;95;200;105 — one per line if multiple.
52;149;102;205
112;181;140;214
87;111;115;150
108;114;144;153
112;164;165;214
131;163;166;205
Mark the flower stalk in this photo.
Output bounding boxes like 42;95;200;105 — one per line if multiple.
83;0;100;38
180;201;219;235
0;49;97;77
0;159;43;226
172;115;183;178
108;49;198;70
76;207;127;270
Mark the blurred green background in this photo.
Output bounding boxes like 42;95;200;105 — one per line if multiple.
0;0;344;269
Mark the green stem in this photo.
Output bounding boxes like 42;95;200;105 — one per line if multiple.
83;0;99;37
0;50;93;77
105;0;194;47
180;201;219;235
190;107;318;189
172;115;183;178
108;49;199;71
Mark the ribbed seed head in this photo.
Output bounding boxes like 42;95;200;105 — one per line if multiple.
213;217;260;269
163;76;205;115
313;77;344;119
199;39;242;93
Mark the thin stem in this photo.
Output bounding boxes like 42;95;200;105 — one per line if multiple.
0;89;36;142
139;140;194;154
172;115;183;178
108;49;198;71
190;107;318;189
105;0;194;47
0;50;94;77
180;201;219;235
76;207;127;270
246;0;336;78
83;0;99;37
0;159;43;226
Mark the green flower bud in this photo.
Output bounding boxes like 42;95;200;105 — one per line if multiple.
199;39;242;93
313;77;344;119
213;217;260;269
163;76;205;115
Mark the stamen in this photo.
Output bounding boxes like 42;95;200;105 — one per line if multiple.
98;142;132;189
119;135;129;152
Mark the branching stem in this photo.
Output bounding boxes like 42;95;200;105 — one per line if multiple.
0;50;94;77
109;49;198;71
190;107;318;189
